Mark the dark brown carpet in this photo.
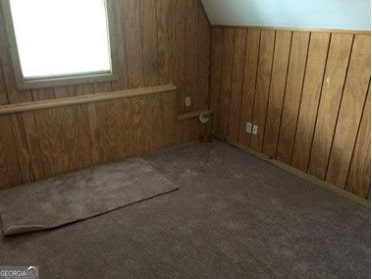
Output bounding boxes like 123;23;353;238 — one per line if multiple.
0;140;369;278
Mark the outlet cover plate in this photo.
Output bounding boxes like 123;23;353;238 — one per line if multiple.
252;125;258;135
185;96;192;107
246;122;252;133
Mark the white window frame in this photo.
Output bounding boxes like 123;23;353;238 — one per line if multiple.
1;0;118;90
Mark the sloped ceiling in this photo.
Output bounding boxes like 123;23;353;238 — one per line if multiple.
201;0;371;30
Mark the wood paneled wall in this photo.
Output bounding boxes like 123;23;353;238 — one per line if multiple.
0;0;210;189
210;26;371;199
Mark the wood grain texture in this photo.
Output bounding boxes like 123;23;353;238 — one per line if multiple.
0;66;8;105
142;0;159;86
0;84;176;115
0;115;22;187
217;28;235;139
345;85;371;198
173;0;186;112
111;0;128;91
238;29;260;147
210;27;370;199
263;30;292;158
308;34;354;179
209;29;223;134
0;89;178;190
124;0;145;88
228;29;247;142
0;3;9;105
250;30;276;152
9;112;44;183
184;0;198;112
291;32;330;172
156;0;171;85
276;31;310;164
197;1;210;111
0;127;11;188
0;0;210;189
326;35;371;188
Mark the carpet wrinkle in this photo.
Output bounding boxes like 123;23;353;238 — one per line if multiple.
0;158;178;236
0;140;369;278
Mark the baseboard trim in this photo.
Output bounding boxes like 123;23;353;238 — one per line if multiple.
213;135;370;208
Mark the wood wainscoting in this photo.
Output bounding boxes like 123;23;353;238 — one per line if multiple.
210;26;371;199
0;86;177;190
0;0;210;189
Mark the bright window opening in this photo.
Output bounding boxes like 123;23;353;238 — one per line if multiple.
4;0;116;88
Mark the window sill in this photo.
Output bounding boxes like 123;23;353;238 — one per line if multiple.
16;72;118;90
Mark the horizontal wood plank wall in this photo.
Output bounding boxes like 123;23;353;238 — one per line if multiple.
210;26;371;199
0;0;210;189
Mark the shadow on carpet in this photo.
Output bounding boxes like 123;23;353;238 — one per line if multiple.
0;158;178;236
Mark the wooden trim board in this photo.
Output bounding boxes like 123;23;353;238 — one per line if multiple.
214;135;370;208
212;24;371;35
0;83;176;115
178;109;212;120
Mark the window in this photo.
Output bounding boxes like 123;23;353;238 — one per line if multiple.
1;0;117;89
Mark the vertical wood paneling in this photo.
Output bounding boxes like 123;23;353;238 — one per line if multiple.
54;86;75;98
197;3;210;110
0;128;11;188
94;82;119;163
174;0;201;143
326;35;371;187
185;0;198;112
307;34;353;179
0;67;8;105
0;0;210;189
228;29;247;142
217;29;235;139
67;104;92;169
0;115;22;187
74;84;95;96
291;32;330;172
174;0;186;112
263;30;292;158
30;88;59;178
345;85;371;198
250;30;276;151
124;0;145;88
142;0;159;86
76;84;99;165
238;29;260;147
156;0;171;85
0;4;7;106
9;112;44;183
111;0;128;91
32;109;61;177
210;27;370;199
210;29;223;134
276;32;310;164
2;17;46;183
32;88;56;101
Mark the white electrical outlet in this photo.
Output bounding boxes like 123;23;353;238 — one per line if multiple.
185;96;192;107
246;122;252;134
252;125;258;135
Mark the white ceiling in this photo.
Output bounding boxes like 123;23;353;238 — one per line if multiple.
201;0;371;30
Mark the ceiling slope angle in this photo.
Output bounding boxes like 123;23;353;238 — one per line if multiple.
201;0;371;31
